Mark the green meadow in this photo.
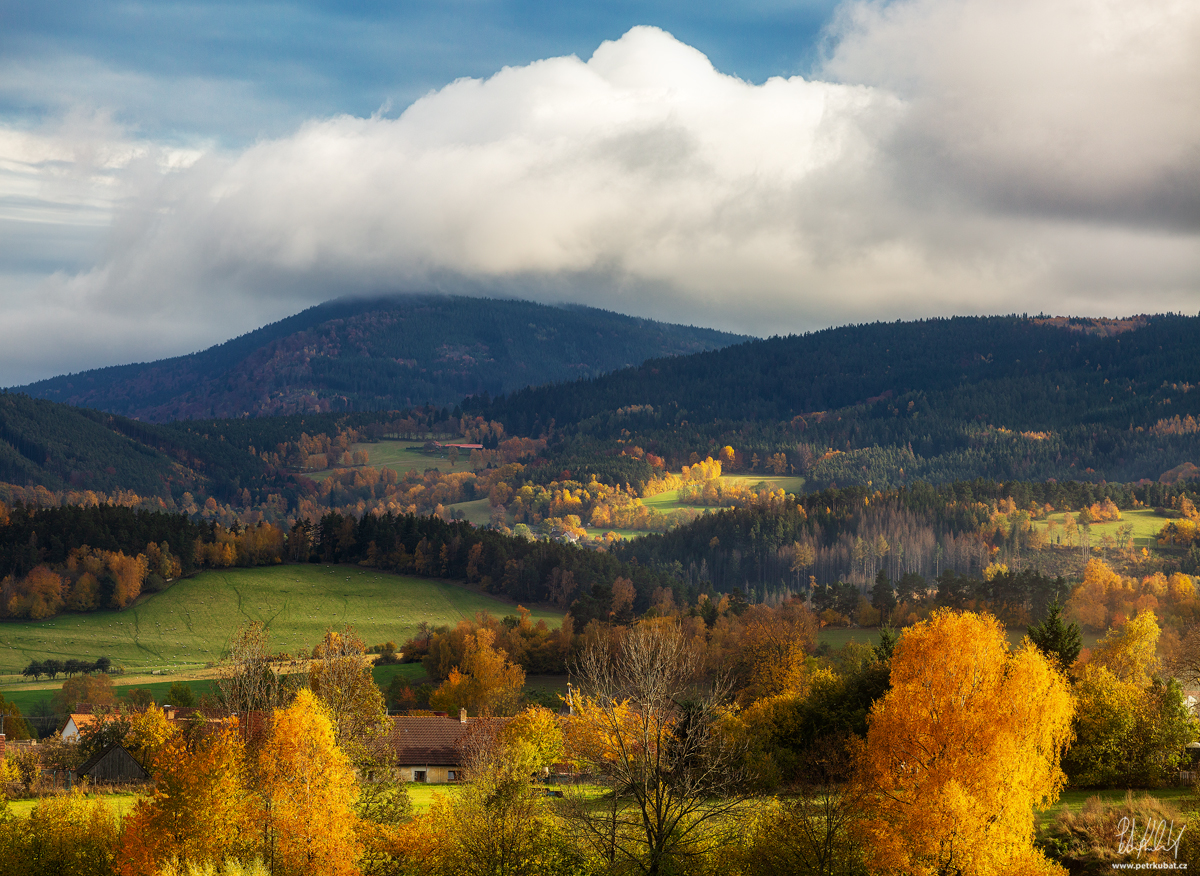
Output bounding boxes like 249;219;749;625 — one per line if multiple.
307;439;477;481
0;565;562;677
1035;507;1169;551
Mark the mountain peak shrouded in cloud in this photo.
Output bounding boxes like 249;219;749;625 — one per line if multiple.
1;1;1197;387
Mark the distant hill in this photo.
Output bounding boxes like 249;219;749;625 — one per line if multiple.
12;296;747;423
475;314;1200;486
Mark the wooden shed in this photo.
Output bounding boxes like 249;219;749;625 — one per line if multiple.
77;744;150;784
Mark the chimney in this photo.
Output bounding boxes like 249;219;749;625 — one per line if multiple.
164;704;175;721
0;733;6;760
459;708;468;724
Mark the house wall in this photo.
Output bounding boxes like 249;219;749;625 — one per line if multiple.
403;765;460;784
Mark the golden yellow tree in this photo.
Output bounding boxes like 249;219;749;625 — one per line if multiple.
853;610;1074;876
258;688;361;876
119;724;253;875
1090;608;1160;686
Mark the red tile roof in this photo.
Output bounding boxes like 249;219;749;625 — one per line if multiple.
384;716;472;765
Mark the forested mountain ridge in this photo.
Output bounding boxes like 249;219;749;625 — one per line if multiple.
12;295;746;423
477;314;1200;431
473;314;1200;486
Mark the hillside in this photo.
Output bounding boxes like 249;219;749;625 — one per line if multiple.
474;314;1200;486
0;564;563;674
13;295;746;423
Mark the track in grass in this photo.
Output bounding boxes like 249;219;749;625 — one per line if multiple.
0;565;562;675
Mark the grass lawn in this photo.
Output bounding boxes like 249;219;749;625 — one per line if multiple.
1036;507;1170;551
372;662;431;688
7;790;143;819
0;677;218;718
0;565;562;677
720;474;806;493
444;498;493;526
406;782;467;813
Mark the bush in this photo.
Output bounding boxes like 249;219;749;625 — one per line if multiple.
0;792;121;875
1041;793;1197;873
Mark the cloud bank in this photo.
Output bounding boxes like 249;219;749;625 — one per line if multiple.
3;0;1198;385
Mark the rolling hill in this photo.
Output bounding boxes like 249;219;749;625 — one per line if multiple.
475;314;1200;486
12;295;747;423
0;564;562;674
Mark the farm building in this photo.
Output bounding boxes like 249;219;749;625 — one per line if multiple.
381;709;506;784
77;744;150;784
60;712;98;743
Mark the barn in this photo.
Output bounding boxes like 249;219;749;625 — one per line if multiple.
77;744;150;784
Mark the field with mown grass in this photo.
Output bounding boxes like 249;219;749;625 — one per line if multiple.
0;565;562;678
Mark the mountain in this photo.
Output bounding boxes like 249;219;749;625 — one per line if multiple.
13;295;747;423
474;314;1200;486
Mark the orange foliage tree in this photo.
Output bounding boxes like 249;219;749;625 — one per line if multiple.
853;610;1074;876
258;689;362;876
119;724;254;874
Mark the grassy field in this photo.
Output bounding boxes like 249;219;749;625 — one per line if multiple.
444;498;493;526
1036;507;1169;550
0;565;563;678
1037;788;1197;829
306;439;477;482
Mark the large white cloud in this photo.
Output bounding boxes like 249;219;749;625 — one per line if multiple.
2;3;1198;386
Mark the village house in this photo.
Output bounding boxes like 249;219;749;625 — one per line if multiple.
382;708;490;784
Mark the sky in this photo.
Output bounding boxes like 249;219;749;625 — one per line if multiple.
0;0;1197;386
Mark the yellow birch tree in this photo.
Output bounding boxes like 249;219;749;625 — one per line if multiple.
853;609;1074;876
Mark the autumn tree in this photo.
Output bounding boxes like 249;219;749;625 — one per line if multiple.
119;724;254;875
729;599;818;703
216;622;299;722
429;627;525;717
852;609;1073;876
11;793;121;875
308;626;387;761
52;672;115;714
1065;610;1198;787
423;751;575;876
563;620;748;875
257;689;361;876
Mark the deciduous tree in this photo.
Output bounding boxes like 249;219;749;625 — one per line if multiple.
852;609;1073;876
257;689;361;876
563;620;747;876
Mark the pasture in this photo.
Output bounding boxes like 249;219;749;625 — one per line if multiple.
1035;507;1169;551
306;439;476;481
0;565;563;677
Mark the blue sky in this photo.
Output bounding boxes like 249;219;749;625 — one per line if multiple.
0;0;1196;386
2;1;838;146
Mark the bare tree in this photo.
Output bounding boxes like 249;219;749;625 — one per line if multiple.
308;625;388;761
216;622;299;722
563;619;748;876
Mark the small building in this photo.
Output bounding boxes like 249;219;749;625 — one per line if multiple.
60;713;98;743
77;744;150;785
379;709;516;784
